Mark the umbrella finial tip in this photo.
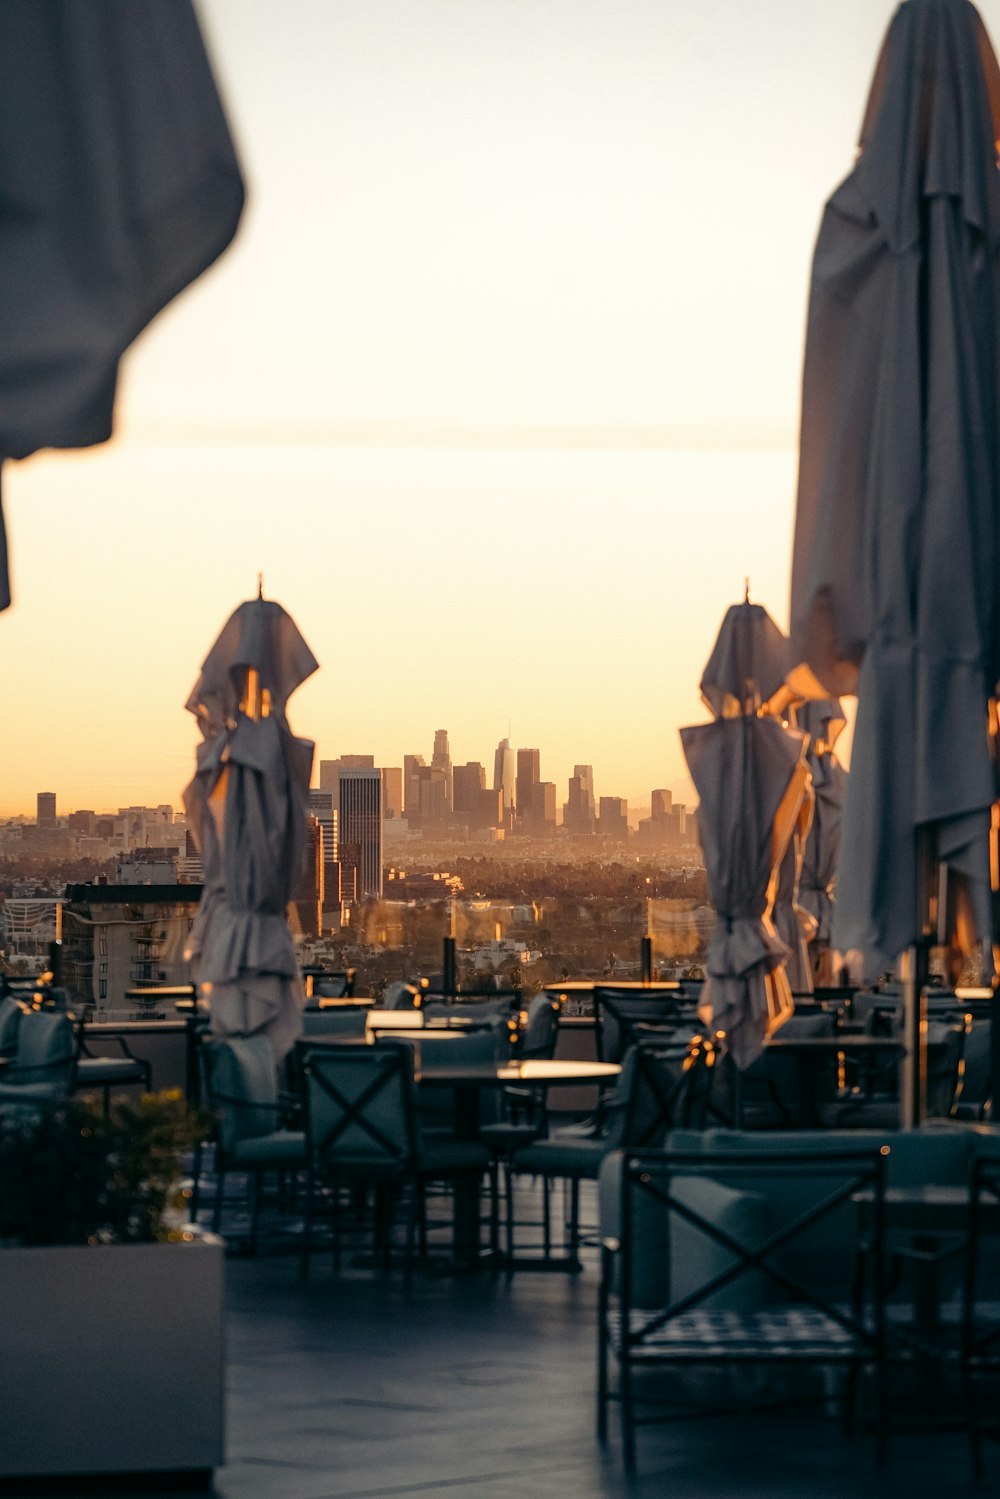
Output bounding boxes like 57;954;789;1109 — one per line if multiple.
257;572;264;599
744;577;751;603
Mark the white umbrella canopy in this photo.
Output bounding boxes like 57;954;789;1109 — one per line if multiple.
183;597;319;1060
789;0;1000;977
793;699;848;984
0;0;244;611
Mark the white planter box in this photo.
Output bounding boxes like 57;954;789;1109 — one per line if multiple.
0;1238;224;1479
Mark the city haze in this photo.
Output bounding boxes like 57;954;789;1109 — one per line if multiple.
0;0;945;811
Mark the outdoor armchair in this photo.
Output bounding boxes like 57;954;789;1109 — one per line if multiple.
199;1034;306;1249
597;1144;888;1472
0;1007;76;1106
961;1147;1000;1478
300;1041;491;1278
508;1035;717;1267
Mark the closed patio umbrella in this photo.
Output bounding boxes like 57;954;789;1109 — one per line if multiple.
789;0;1000;973
793;700;848;984
789;0;1000;1116
683;597;811;1067
183;595;318;1060
771;793;817;996
0;0;244;610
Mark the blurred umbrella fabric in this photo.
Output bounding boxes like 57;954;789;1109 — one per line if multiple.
0;0;244;610
183;598;318;1060
789;0;1000;975
794;699;848;983
683;598;810;1068
771;796;817;996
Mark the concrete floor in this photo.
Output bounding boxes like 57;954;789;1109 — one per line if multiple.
1;1180;986;1499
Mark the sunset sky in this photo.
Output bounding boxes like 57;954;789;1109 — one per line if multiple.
2;0;984;816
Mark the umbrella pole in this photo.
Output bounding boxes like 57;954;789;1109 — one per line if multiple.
900;941;928;1129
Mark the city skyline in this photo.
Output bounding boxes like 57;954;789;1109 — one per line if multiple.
0;0;921;813
0;729;696;824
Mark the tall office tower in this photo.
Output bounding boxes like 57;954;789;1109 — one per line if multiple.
432;730;453;812
306;789;338;916
381;766;403;820
291;816;324;937
493;738;516;820
516;749;540;828
415;765;447;825
651;788;673;820
340;754;375;768
563;765;597;834
36;792;56;829
530;781;557;833
598;795;629;842
337;767;383;898
319;760;339;794
453;761;486;817
403;755;426;820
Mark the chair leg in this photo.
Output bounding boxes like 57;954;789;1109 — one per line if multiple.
249;1168;262;1254
488;1159;500;1262
190;1139;203;1224
300;1168;314;1280
568;1177;580;1265
597;1254;610;1443
212;1163;226;1236
404;1183;418;1286
505;1160;515;1267
542;1175;551;1260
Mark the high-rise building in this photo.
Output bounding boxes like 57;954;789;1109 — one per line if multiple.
381;766;404;820
453;762;486;817
307;789;339;921
36;792;56;829
415;765;447;826
651;789;673;820
563;765;596;835
493;738;516;821
530;781;557;833
598;795;629;841
432;730;453;813
337;767;382;898
291;816;324;937
403;755;426;820
516;749;540;828
340;754;375;768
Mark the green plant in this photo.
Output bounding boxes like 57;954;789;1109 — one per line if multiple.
0;1090;207;1247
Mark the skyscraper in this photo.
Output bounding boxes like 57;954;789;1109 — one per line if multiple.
493;738;516;822
563;765;596;835
37;792;56;829
337;767;383;899
381;767;403;820
306;789;339;921
432;730;453;813
516;749;540;829
453;762;486;817
403;755;426;820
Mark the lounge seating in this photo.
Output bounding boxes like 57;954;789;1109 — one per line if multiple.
0;1008;76;1106
300;1041;491;1278
199;1035;306;1249
597;1144;888;1472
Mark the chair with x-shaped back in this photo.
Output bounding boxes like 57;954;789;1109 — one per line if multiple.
300;1039;490;1277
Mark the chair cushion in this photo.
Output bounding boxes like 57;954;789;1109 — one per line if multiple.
418;1139;491;1175
75;1057;147;1087
209;1035;280;1150
0;996;21;1054
512;1137;607;1179
599;1152;772;1311
231;1129;307;1166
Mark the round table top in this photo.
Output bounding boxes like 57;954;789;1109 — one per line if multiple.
415;1059;621;1087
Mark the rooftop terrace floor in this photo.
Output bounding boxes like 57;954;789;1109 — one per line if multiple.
7;1181;987;1499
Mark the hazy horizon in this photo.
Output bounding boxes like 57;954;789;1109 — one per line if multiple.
0;0;941;811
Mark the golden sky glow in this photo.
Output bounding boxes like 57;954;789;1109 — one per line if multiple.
1;0;975;814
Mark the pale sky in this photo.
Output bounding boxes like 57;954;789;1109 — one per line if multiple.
3;0;988;815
